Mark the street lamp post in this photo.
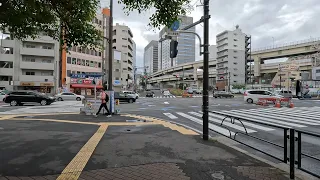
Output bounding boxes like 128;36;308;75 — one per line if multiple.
108;0;113;91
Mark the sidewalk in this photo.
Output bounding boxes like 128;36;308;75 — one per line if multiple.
0;113;295;180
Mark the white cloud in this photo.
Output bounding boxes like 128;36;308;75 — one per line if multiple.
102;0;320;67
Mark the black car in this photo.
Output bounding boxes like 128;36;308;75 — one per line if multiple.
213;91;234;98
4;91;56;106
146;92;154;98
114;92;136;103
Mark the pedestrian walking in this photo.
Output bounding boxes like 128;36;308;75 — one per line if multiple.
94;89;111;117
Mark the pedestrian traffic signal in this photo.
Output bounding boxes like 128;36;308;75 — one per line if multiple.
170;40;178;58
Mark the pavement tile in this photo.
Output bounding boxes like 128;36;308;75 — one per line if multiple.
0;178;8;180
5;177;21;180
29;177;47;180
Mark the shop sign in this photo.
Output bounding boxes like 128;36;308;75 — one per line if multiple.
20;82;35;86
40;83;53;86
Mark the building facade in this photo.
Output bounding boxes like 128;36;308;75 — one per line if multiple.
112;23;135;90
158;16;195;70
144;40;159;74
216;26;246;91
60;12;106;95
0;33;59;94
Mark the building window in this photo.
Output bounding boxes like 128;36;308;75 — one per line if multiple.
305;46;310;50
24;57;35;62
90;61;94;67
77;47;81;53
122;45;127;48
42;59;52;63
233;62;238;65
316;69;320;73
26;45;36;48
122;30;127;32
86;48;90;54
115;77;120;80
98;62;101;68
81;59;85;66
95;51;98;56
234;50;237;53
234;33;237;35
26;72;35;75
233;81;237;83
67;57;71;64
115;69;120;72
72;58;76;64
234;68;238;71
77;58;81;65
234;45;238;47
42;46;52;49
234;39;238;41
67;70;71;77
72;46;76;51
86;60;90;66
122;38;127;40
234;56;237;59
41;72;53;76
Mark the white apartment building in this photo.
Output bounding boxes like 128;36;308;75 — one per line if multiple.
144;40;158;74
112;23;136;90
0;33;59;94
158;16;195;70
216;26;247;91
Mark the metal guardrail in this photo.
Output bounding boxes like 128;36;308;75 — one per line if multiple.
208;110;320;179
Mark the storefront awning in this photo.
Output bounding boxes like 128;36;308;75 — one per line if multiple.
71;84;103;89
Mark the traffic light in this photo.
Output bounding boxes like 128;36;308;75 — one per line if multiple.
170;40;178;58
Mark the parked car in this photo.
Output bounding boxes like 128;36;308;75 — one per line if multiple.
275;90;292;98
55;92;85;101
122;91;139;99
4;91;55;106
213;91;234;98
244;89;283;103
0;91;7;102
194;89;202;94
146;92;155;98
114;92;136;103
163;90;171;96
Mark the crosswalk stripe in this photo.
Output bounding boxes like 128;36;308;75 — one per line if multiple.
189;112;256;133
249;108;320;122
206;112;274;131
223;111;306;127
262;108;320;118
232;109;320;125
163;113;178;119
177;112;235;137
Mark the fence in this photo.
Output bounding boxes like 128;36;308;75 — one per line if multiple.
209;110;320;179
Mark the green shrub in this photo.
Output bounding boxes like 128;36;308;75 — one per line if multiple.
170;88;184;96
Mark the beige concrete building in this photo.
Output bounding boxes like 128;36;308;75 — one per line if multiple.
0;32;59;94
112;23;135;90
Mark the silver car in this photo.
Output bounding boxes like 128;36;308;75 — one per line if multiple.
55;92;85;101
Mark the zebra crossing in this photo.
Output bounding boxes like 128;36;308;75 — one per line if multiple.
140;95;202;99
162;107;320;137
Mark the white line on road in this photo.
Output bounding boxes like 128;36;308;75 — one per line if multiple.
163;113;178;119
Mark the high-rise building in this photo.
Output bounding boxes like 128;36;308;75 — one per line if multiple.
0;32;59;93
216;25;246;91
158;16;195;70
144;40;158;74
112;23;135;90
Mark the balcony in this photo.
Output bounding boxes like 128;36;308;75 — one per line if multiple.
0;68;13;76
0;81;10;86
20;61;54;70
19;75;54;82
128;52;133;57
128;44;133;51
20;47;54;57
128;29;133;38
0;54;14;62
128;38;133;45
1;39;15;47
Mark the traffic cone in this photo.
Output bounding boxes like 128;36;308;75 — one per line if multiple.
274;98;281;108
288;100;294;108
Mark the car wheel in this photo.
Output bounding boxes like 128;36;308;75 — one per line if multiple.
40;100;47;106
231;96;234;98
128;99;133;103
247;98;253;104
10;100;18;106
76;97;81;101
136;96;138;99
57;97;63;101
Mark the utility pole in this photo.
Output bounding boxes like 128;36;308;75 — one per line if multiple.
108;0;113;91
202;0;210;140
228;72;231;92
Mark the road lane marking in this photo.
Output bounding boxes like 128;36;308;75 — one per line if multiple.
57;124;108;180
10;118;101;125
176;112;235;137
163;113;178;119
189;112;256;133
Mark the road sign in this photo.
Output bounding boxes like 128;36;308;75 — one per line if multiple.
171;20;180;31
167;30;179;37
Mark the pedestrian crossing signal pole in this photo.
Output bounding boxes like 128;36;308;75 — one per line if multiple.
202;0;210;140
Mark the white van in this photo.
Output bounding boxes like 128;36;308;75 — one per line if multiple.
244;89;283;103
122;91;139;99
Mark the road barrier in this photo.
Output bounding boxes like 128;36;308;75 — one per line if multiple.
209;110;320;179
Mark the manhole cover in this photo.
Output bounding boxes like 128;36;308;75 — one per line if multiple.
211;171;224;180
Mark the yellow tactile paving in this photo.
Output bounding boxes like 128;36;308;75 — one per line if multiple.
10;118;100;126
121;114;199;135
57;124;108;180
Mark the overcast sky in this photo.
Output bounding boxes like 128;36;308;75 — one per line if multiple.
102;0;320;68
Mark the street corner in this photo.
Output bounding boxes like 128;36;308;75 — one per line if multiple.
0;119;99;177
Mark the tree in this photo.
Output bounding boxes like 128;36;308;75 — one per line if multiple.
232;84;246;89
1;0;192;48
